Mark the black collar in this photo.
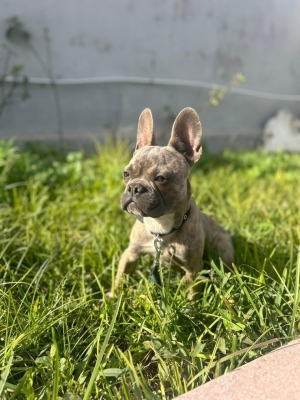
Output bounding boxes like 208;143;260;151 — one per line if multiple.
136;207;191;237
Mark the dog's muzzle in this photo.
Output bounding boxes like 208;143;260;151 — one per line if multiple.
121;181;161;216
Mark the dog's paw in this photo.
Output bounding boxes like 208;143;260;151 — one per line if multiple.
106;291;114;299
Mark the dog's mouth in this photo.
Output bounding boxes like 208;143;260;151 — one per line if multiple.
122;197;164;218
126;201;145;217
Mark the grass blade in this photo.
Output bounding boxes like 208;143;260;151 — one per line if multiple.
52;328;59;400
289;247;300;336
0;354;14;397
83;294;123;400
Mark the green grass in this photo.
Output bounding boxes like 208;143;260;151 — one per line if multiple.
0;140;299;399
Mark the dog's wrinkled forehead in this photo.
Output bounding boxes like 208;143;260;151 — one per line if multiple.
127;146;189;176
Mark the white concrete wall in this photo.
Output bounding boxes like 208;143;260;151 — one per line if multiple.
1;0;300;149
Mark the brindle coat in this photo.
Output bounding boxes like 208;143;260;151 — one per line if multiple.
108;107;234;297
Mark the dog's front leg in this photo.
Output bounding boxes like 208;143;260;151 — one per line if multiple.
107;247;140;297
183;259;203;300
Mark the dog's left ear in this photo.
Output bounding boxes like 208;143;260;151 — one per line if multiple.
135;108;157;153
168;108;202;166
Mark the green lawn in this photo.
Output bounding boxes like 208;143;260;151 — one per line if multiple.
0;140;299;399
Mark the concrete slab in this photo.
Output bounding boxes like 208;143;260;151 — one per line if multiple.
175;339;300;400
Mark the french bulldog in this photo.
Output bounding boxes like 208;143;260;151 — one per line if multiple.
108;107;234;297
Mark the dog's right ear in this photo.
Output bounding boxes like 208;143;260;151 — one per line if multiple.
135;108;157;153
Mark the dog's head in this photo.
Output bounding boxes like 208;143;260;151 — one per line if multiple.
121;108;202;218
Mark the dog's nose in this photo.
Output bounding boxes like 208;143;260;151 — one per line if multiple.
127;183;147;195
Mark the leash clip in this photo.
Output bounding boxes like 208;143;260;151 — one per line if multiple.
154;234;163;253
151;234;163;285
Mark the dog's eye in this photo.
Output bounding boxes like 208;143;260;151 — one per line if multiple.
155;176;167;183
123;171;129;178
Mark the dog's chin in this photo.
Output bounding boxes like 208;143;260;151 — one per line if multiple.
126;202;165;218
126;202;144;216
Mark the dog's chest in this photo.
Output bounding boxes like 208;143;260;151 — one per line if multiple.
141;235;187;268
161;241;188;267
143;214;175;236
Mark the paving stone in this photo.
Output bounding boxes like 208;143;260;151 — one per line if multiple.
174;339;300;400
